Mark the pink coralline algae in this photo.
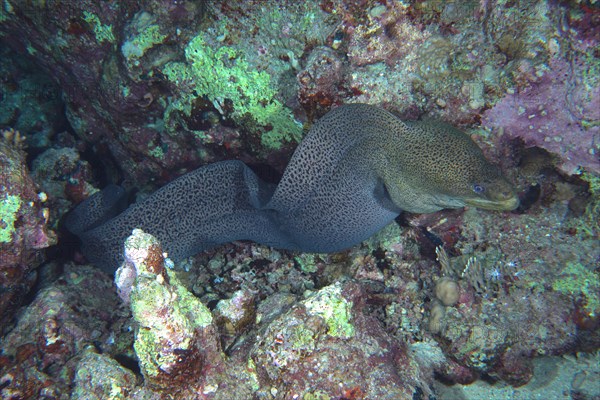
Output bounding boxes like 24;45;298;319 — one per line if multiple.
483;56;599;175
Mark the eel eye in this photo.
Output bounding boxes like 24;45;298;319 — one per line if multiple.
473;184;485;194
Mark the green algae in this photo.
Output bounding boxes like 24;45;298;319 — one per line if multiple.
288;324;318;350
303;391;331;400
169;269;213;328
162;33;301;150
131;267;213;377
246;359;260;392
304;283;355;339
0;0;13;24
364;222;404;253
573;172;600;239
82;11;115;44
552;261;600;317
148;145;165;160
582;171;600;195
121;23;166;62
294;254;319;273
0;194;21;243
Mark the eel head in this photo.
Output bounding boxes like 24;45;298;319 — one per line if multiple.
384;120;520;213
460;169;519;211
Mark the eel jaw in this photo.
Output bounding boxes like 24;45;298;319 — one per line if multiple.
464;195;520;211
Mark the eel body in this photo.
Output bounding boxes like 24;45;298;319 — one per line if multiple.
66;104;518;273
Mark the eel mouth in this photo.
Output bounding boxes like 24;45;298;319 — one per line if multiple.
464;195;520;211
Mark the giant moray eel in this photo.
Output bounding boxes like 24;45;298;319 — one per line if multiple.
67;104;518;273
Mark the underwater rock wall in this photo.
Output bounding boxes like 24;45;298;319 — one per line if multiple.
0;1;598;399
1;1;597;181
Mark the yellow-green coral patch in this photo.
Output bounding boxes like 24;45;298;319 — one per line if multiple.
162;34;302;149
0;194;21;243
304;283;355;339
552;261;600;317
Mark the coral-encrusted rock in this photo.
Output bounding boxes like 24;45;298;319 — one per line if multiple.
346;2;428;68
214;289;257;336
250;281;432;399
434;265;580;386
297;46;346;118
31;147;96;207
0;264;122;398
0;130;56;334
424;201;600;387
70;349;137;399
118;229;225;391
0;1;207;183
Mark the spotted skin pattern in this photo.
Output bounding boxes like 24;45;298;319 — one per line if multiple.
67;104;518;273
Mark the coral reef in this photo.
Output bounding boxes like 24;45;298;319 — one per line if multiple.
0;0;598;398
1;0;596;180
70;350;137;399
0;1;207;184
112;230;434;398
0;1;337;183
250;280;431;399
297;46;346;118
425;204;599;386
0;264;125;398
118;229;224;391
0;129;56;334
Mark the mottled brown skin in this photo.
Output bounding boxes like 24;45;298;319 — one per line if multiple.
67;104;519;273
380;119;519;213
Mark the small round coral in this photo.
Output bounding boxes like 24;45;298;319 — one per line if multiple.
435;277;460;307
428;301;446;334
